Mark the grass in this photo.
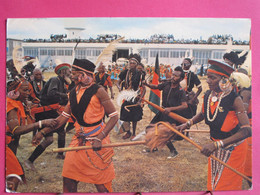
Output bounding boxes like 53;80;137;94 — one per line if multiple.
15;73;250;193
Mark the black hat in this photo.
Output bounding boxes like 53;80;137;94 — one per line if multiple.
208;59;234;78
72;58;96;74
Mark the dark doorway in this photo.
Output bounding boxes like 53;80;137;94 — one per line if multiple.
112;49;129;62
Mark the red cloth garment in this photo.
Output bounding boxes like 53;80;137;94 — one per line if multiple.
6;98;26;178
62;87;115;188
202;91;247;190
207;140;247;191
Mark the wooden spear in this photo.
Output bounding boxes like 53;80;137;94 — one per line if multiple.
141;98;188;123
154;121;252;183
52;141;146;153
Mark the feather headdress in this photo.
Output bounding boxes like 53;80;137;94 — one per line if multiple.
12;46;24;74
230;72;251;89
11;46;39;76
95;37;124;67
116;89;139;106
239;50;251;76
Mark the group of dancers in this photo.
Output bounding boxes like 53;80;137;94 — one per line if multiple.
6;51;252;192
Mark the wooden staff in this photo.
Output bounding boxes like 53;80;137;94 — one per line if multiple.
141;98;188;123
184;130;210;133
52;140;146;153
124;104;139;112
154;121;252;183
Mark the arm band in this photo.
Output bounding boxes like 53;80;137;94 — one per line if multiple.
186;119;193;129
108;111;118;118
11;126;19;134
39;120;42;129
101;131;106;138
62;111;71;118
213;141;218;149
240;125;251;128
91;137;102;142
219;140;224;148
236;111;247;115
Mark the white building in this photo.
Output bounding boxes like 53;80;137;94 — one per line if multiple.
21;41;249;68
6;38;23;60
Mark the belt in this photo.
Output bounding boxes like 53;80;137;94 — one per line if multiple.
79;122;103;137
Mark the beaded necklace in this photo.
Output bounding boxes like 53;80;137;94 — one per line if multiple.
206;91;225;122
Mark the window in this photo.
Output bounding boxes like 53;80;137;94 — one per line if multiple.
170;51;179;58
48;49;56;56
213;51;225;59
40;48;47;55
179;51;186;58
24;47;38;57
140;49;148;58
92;49;102;56
150;50;159;57
57;49;64;56
75;49;86;59
160;50;169;58
193;50;212;64
65;49;72;56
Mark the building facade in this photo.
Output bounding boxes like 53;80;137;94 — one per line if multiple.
20;41;249;68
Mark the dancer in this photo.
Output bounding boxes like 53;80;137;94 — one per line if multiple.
94;63;114;99
6;60;55;191
181;58;202;118
177;59;251;191
25;63;72;170
117;53;146;140
143;66;188;158
32;58;118;193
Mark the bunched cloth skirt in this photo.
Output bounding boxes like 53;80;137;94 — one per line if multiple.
120;100;143;122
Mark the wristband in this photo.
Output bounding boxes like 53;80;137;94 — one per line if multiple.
101;131;106;138
213;141;218;149
92;137;102;142
219;140;224;148
216;141;221;149
39;120;42;129
186;120;193;129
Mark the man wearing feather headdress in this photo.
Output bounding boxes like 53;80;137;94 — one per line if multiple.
32;58;118;193
116;53;146;140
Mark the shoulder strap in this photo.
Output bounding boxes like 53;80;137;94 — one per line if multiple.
69;84;101;127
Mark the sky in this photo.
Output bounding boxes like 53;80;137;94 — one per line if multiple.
7;17;251;41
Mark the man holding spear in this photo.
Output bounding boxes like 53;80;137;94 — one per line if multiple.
143;66;189;158
32;58;118;193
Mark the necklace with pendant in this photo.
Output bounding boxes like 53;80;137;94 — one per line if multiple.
207;91;224;122
211;96;218;103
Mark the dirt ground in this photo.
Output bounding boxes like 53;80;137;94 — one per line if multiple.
15;74;250;193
